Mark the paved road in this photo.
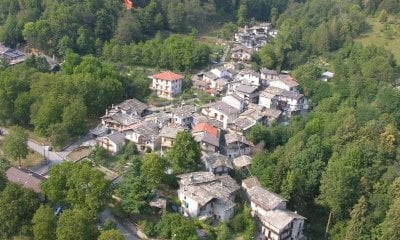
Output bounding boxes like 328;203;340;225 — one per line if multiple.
99;209;140;240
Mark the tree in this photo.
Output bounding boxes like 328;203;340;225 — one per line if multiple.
381;197;400;239
237;2;248;26
32;206;57;240
61;98;87;136
118;157;153;214
141;153;167;189
216;223;233;240
156;213;198;239
167;131;201;174
41;162;111;212
0;183;40;239
97;230;124;240
3;126;28;167
56;208;98;240
345;196;370;240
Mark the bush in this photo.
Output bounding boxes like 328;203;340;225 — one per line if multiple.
140;220;157;237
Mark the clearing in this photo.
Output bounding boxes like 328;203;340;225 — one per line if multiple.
355;16;400;64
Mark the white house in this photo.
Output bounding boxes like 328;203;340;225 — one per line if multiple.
201;101;240;129
149;71;183;99
233;84;259;103
243;180;306;240
97;132;126;155
211;66;233;79
260;68;279;86
269;75;299;92
236;69;261;87
171;105;196;128
177;172;240;222
231;45;253;61
222;93;246;113
320;71;334;82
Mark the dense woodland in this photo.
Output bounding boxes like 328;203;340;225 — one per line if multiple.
0;0;400;239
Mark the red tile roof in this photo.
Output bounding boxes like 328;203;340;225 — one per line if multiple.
151;71;183;81
193;123;218;138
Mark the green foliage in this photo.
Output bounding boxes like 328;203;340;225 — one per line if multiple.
41;162;111;213
117;157;153;215
140;220;157;237
155;213;198;240
3;126;28;165
141;153;167;189
229;205;255;239
103;35;211;71
32;206;57;240
381;197;400;239
167;131;201;174
345;196;370;240
56;208;98;240
103;219;117;231
216;223;233;240
219;23;237;40
0;183;40;239
97;229;125;240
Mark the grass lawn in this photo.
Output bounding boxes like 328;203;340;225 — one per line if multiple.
355;16;400;64
10;150;45;168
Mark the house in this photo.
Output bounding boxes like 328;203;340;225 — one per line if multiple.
233;155;253;170
224;132;252;158
232;84;259;103
101;112;143;132
150;71;184;99
171;105;196;128
269;75;299;92
97;132;126;154
144;112;171;128
201;101;240;129
202;153;233;175
320;71;334;82
211;66;233;79
193;132;220;153
224;61;242;71
231;45;253;61
236;69;261;86
259;87;308;116
192;113;224;130
177;172;240;222
112;98;150;117
244;181;306;240
0;44;25;65
159;126;185;153
260;68;279;85
263;108;283;124
222;93;245;113
228;116;257;134
193;123;219;138
6;167;46;193
214;78;229;92
125;121;160;152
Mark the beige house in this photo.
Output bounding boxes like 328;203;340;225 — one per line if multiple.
159;126;185;153
97;132;126;155
150;71;183;99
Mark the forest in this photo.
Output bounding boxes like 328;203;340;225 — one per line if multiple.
0;0;400;239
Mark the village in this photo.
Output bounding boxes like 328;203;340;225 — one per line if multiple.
2;22;322;240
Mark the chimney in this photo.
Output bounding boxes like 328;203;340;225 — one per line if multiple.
106;109;109;115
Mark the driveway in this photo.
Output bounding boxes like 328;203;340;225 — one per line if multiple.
99;209;141;240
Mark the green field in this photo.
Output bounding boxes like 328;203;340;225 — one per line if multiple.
356;16;400;64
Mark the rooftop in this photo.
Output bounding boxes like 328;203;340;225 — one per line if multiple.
101;132;126;145
247;186;287;211
203;101;240;118
177;172;240;206
276;75;299;88
193;132;220;147
233;155;253;168
225;132;252;146
235;84;258;94
260;68;278;75
242;177;261;190
193;123;218;138
203;153;233;169
102;112;143;127
159;126;185;139
114;99;148;115
151;71;183;81
6;167;46;193
172;105;196;118
260;209;306;232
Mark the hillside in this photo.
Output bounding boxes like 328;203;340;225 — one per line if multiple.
356;16;400;64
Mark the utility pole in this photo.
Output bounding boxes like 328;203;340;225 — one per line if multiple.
325;211;332;238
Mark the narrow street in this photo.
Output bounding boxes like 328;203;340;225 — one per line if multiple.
99;209;141;240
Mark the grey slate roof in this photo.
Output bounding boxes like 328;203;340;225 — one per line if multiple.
172;105;196;119
203;101;240;118
114;99;148;115
205;153;233;169
247;186;287;211
193;132;220;147
233;155;253;168
260;209;306;232
103;132;126;145
159;126;185;139
235;84;258;94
